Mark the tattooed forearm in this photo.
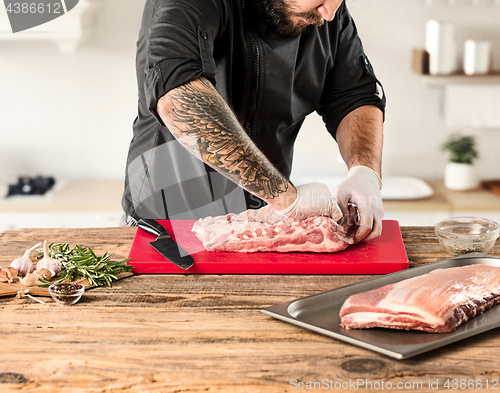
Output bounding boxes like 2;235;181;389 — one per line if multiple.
156;77;290;201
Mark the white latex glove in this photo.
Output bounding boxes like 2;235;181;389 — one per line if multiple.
277;183;342;221
334;166;384;243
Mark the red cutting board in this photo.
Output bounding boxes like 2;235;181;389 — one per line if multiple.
127;220;408;274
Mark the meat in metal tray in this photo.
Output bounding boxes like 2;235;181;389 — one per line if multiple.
262;253;500;359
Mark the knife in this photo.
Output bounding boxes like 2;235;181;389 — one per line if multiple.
137;218;194;270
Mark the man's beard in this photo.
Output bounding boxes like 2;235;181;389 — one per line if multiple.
259;0;324;36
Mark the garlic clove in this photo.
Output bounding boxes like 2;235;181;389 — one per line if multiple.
0;269;8;283
19;271;39;287
7;266;17;277
0;267;18;283
37;268;54;280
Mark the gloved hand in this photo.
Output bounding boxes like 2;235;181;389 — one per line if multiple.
277;183;342;221
334;166;384;243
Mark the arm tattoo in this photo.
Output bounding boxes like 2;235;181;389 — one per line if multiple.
163;78;289;200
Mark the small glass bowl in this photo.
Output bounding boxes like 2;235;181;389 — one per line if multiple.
435;216;500;256
48;282;85;306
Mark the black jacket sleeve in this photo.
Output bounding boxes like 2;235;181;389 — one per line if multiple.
142;0;227;125
317;2;386;139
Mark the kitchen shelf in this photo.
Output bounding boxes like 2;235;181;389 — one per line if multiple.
421;72;500;86
0;0;96;53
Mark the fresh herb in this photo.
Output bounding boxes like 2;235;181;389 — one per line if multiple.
37;243;133;287
441;134;478;164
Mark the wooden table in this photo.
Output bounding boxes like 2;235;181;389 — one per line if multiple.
1;226;499;392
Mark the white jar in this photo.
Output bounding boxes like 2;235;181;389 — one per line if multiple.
426;20;457;75
464;40;492;75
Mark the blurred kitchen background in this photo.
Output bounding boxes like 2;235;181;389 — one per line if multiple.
1;0;500;230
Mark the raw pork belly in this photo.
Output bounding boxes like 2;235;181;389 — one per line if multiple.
340;264;500;333
192;205;355;253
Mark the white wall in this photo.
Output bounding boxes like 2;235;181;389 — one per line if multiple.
0;0;145;184
293;0;500;181
1;0;499;186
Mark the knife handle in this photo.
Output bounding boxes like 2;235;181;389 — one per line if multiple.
137;218;169;238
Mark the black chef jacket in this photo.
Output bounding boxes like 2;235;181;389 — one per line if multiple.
122;0;386;221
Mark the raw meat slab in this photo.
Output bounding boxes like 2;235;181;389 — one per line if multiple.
340;264;500;332
192;205;355;253
127;220;408;274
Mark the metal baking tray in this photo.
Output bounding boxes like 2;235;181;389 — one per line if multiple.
262;253;500;359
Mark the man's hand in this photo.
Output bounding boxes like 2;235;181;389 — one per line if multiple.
335;105;384;243
277;183;342;221
335;166;384;243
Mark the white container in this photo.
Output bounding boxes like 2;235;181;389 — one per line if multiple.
426;20;457;75
444;162;479;191
464;40;492;75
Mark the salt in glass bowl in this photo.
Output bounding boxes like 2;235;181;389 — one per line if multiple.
435;216;500;256
48;282;85;306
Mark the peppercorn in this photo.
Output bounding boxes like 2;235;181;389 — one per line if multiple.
51;283;83;294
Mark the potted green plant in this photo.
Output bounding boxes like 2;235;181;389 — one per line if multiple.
441;134;479;190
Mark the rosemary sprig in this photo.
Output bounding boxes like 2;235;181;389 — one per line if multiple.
37;243;133;287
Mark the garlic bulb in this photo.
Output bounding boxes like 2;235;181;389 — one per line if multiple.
10;242;41;276
36;240;61;274
0;267;18;283
19;271;39;287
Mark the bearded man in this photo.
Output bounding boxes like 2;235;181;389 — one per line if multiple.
122;0;386;243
